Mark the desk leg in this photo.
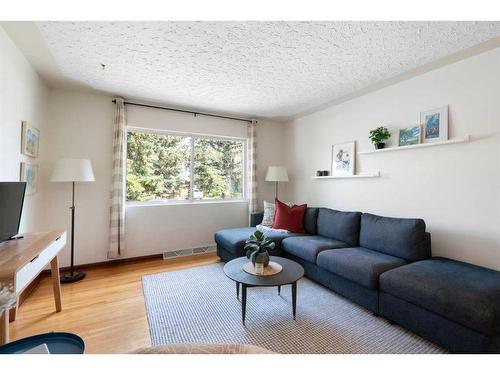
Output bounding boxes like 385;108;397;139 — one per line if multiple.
50;256;62;312
0;309;8;345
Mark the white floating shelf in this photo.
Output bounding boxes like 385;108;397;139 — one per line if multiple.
358;136;470;155
312;172;380;179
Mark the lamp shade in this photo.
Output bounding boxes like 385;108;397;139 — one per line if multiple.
51;158;95;182
265;166;288;182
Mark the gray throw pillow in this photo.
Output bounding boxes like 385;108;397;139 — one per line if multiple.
261;200;275;227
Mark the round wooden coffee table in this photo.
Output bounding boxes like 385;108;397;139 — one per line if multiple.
223;256;304;323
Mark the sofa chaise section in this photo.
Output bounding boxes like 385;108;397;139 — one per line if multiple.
379;257;500;353
215;208;319;262
215;227;300;262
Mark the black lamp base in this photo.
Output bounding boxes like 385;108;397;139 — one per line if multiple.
60;272;86;284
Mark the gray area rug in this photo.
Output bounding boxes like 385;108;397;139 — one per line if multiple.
142;263;445;354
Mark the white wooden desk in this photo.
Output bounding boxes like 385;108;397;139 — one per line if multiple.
0;230;66;345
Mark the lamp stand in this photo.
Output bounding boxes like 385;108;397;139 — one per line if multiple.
60;181;86;283
275;181;279;199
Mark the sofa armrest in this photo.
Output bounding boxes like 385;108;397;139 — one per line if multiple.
250;212;264;227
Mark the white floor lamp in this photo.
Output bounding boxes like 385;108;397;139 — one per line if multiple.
51;158;95;283
265;166;289;199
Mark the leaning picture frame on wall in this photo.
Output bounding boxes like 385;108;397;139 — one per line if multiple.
21;121;40;158
398;126;421;147
420;105;449;143
20;162;38;195
331;141;355;176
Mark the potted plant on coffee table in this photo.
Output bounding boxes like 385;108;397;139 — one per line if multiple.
244;230;275;275
369;126;391;149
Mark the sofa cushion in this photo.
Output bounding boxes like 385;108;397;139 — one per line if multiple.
316;208;361;246
317;247;407;289
380;257;500;336
273;199;307;233
304;207;319;235
214;227;302;256
282;235;349;264
359;213;431;262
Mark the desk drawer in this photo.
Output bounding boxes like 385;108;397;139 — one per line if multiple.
15;233;66;293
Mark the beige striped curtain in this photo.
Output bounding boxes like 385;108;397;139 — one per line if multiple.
247;120;258;219
108;98;126;259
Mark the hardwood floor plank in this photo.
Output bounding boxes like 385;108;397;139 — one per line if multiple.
9;253;220;353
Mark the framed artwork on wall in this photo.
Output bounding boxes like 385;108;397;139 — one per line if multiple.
21;121;40;158
420;105;449;143
331;141;355;176
20;162;38;195
398;126;421;146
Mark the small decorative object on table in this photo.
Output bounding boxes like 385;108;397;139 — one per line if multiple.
368;126;391;150
1;282;17;344
244;230;275;275
0;282;17;312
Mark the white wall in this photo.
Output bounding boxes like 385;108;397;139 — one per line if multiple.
282;47;500;270
44;90;285;265
43;90;114;267
0;27;49;233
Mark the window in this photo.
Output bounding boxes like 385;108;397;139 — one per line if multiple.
126;128;245;203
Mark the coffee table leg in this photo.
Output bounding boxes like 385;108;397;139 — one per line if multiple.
236;282;240;299
241;284;247;324
278;285;281;295
292;281;297;320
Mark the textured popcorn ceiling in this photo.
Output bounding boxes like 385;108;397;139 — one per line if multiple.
37;21;500;119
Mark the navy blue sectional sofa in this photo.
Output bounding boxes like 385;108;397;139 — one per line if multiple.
214;207;500;353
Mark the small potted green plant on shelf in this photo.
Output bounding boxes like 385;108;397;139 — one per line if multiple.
369;126;391;150
244;230;275;275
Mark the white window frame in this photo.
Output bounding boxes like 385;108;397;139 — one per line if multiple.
125;126;248;206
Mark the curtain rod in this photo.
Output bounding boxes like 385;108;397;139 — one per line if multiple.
112;99;254;124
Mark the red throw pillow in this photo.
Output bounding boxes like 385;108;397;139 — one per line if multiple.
272;199;307;233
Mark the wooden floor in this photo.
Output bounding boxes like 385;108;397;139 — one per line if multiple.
9;253;220;354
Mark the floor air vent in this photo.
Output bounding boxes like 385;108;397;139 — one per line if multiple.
163;245;216;260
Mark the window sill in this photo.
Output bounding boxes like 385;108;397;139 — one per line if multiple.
126;199;248;208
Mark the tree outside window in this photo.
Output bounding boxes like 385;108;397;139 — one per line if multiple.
126;129;245;202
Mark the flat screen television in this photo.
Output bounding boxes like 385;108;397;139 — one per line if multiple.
0;182;27;243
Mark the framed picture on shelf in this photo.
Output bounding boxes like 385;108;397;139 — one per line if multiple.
399;126;421;146
420;105;448;143
21;121;40;158
331;141;355;176
20;162;38;195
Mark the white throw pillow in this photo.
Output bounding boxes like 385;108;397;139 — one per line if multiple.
256;224;290;234
261;200;275;227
